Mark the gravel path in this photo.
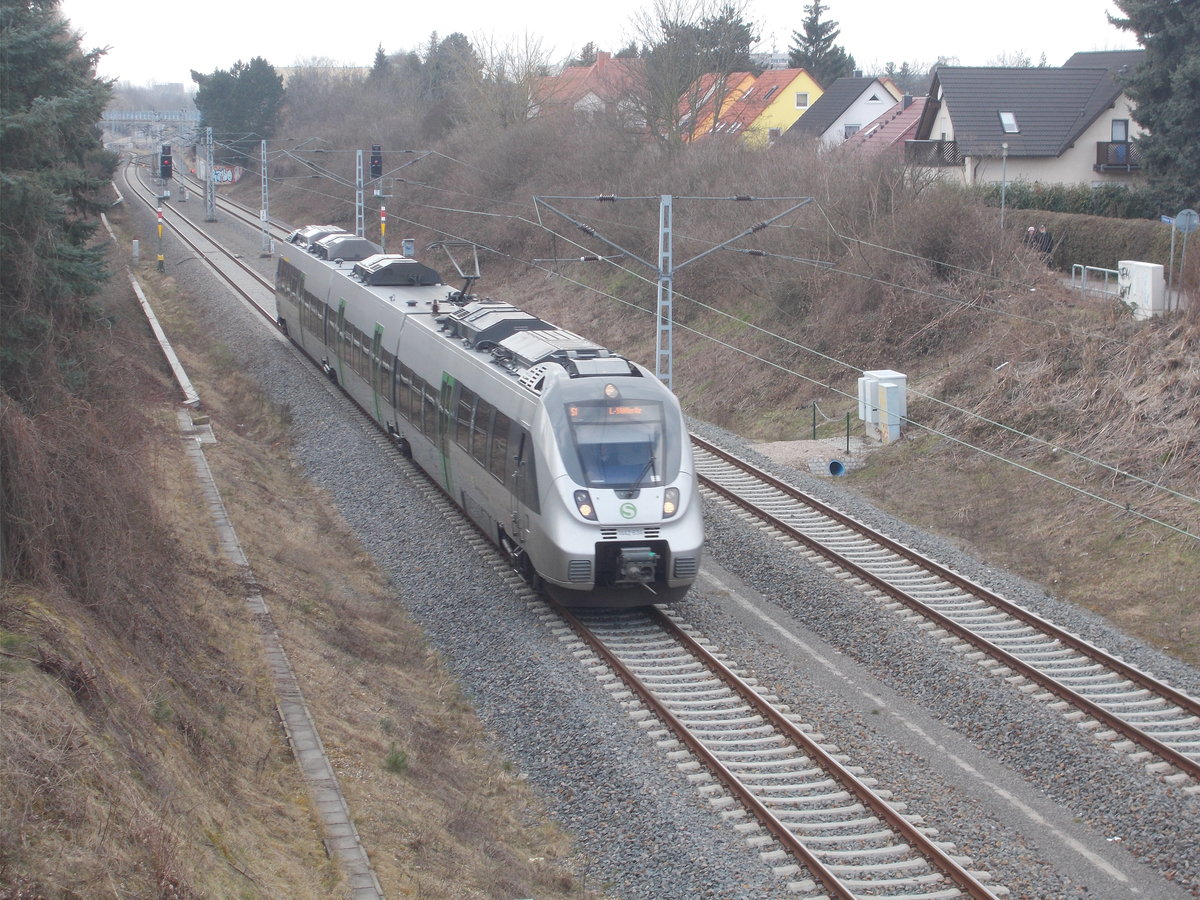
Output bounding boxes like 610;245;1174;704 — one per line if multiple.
135;193;1200;899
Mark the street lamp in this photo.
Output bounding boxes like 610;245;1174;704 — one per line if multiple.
1000;142;1009;230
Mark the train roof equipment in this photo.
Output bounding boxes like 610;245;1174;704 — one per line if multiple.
313;234;381;261
352;254;443;287
286;224;343;249
438;298;639;385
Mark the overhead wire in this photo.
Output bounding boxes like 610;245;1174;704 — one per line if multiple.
255;154;1200;537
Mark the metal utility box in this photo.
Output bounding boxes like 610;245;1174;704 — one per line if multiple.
1118;260;1166;320
857;369;907;443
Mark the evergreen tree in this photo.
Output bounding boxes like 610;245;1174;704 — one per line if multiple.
0;0;114;396
699;3;760;74
191;57;284;164
788;1;856;89
419;32;482;135
368;44;391;82
568;42;599;67
632;0;761;143
1111;0;1200;207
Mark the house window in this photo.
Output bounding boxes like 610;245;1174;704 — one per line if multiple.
999;111;1020;133
795;92;809;108
843;123;860;138
868;92;881;102
1111;119;1129;142
768;127;781;141
763;86;778;100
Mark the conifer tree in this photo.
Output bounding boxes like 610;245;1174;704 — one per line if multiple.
191;57;284;164
788;1;856;90
1111;0;1200;207
0;0;114;396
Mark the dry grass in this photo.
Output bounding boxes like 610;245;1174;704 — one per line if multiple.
480;178;1200;669
0;233;598;898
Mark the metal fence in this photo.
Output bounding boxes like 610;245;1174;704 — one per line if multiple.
1070;264;1121;298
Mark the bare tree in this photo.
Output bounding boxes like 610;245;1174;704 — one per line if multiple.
623;0;760;145
461;32;557;128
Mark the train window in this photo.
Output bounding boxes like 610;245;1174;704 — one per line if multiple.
488;412;511;482
565;400;668;489
397;365;413;420
455;388;476;451
277;260;302;297
371;327;384;391
421;381;438;437
472;400;494;466
336;301;347;363
516;430;540;513
410;373;425;425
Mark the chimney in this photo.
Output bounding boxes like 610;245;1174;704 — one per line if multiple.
903;94;912;109
596;51;611;69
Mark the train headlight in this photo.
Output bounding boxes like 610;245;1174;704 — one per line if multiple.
662;486;680;518
603;383;620;400
574;489;597;520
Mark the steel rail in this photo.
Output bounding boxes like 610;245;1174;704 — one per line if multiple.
555;603;1000;899
690;434;1200;781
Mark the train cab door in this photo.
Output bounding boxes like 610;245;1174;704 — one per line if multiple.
509;431;527;544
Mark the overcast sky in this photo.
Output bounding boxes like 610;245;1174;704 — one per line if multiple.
62;0;1135;89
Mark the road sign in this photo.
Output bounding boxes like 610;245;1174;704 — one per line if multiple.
1175;208;1199;234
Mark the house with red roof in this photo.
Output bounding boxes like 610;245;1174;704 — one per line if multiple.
678;71;757;141
531;51;645;126
704;68;824;146
841;95;927;156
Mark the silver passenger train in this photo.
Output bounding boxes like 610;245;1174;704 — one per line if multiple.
274;226;703;607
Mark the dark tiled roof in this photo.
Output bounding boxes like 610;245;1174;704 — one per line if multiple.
782;76;885;138
1062;49;1145;73
916;66;1130;157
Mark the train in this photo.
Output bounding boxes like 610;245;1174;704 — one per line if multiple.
273;225;703;607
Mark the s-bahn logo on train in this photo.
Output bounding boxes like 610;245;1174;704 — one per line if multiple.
620;502;637;519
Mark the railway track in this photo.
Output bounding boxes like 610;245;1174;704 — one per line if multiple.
130;152;1196;894
164;148;1200;794
550;602;1006;899
690;434;1200;787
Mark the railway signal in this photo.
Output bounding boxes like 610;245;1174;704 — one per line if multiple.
160;144;172;179
369;145;382;179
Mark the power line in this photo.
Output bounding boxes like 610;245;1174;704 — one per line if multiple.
255;157;1200;538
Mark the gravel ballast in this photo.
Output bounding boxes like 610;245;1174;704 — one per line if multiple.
134;194;1200;899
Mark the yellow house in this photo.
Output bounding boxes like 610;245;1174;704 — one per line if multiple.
708;68;825;146
678;71;757;141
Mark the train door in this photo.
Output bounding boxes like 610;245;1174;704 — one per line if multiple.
437;374;455;493
510;430;527;545
334;299;347;385
370;323;384;422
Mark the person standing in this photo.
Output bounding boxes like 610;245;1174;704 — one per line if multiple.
1036;224;1053;254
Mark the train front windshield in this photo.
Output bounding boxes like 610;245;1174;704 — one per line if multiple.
565;400;670;490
